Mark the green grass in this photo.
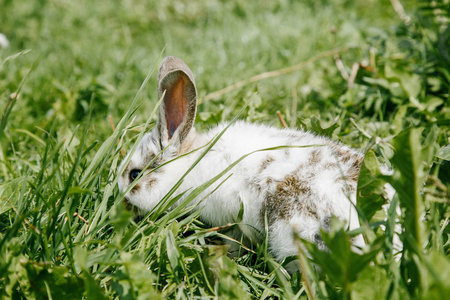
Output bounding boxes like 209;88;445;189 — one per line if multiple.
1;0;449;298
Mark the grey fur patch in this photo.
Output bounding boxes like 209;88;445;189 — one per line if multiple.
143;152;155;166
285;131;307;141
145;155;163;171
245;177;262;193
312;232;328;250
224;152;232;164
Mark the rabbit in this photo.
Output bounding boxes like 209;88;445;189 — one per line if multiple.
118;56;366;267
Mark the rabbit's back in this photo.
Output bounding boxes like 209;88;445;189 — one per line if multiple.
193;121;364;255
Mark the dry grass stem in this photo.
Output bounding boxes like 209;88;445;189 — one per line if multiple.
276;111;288;128
334;54;349;81
74;212;90;234
348;62;360;89
390;0;412;25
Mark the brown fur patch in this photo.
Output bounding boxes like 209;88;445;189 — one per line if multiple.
130;174;158;195
308;149;322;165
343;156;363;190
332;144;355;164
130;183;141;195
147;178;157;187
259;156;275;173
331;146;363;193
280;175;312;196
144;153;164;171
348;156;363;181
260;174;318;226
323;162;339;170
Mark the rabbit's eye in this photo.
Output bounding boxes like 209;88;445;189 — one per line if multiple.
129;169;142;182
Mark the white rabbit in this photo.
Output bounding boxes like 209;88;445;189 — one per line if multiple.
118;56;366;265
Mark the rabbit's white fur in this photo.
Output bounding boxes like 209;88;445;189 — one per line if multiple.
119;56;366;264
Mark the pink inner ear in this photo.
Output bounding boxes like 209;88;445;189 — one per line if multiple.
165;77;187;139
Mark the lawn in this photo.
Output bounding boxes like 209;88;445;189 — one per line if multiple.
1;0;449;299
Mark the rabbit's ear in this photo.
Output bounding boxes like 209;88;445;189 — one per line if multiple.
157;56;197;147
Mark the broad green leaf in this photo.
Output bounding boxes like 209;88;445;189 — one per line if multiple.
350;266;391;300
385;63;422;99
74;246;88;271
310;116;339;138
391;105;408;135
22;262;84;299
303;220;382;293
84;271;109;300
389;128;428;248
436;144;450;161
421;252;450;299
388;127;437;294
166;229;180;271
357;150;387;221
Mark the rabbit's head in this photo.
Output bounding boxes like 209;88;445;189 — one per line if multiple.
118;56;198;212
